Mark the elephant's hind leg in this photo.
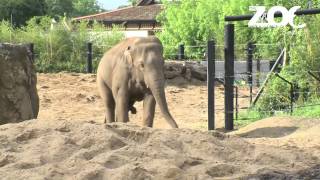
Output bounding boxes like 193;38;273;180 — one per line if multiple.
97;78;115;123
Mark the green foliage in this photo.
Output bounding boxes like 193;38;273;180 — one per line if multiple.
0;0;46;26
45;0;74;17
158;0;320;117
237;100;320;127
157;0;260;59
0;21;15;42
1;16;124;72
236;108;267;127
128;0;138;6
73;0;103;17
293;104;320;118
257;15;320;114
0;0;103;26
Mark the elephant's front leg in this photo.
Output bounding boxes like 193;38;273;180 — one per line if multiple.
143;93;156;127
115;89;129;123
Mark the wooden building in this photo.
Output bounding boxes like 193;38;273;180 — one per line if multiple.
73;0;163;37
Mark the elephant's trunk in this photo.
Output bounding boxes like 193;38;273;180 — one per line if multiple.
148;76;178;128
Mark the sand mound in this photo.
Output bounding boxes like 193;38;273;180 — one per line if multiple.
0;119;319;180
234;117;320;149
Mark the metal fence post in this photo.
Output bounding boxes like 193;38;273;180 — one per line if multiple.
234;86;238;121
247;42;254;104
275;73;293;115
207;40;215;130
178;44;185;60
28;43;34;63
224;24;235;131
269;60;276;71
256;58;261;87
87;42;93;73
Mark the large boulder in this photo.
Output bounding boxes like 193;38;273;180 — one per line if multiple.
164;61;207;81
0;43;39;125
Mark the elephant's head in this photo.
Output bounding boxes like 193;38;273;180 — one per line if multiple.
123;38;178;128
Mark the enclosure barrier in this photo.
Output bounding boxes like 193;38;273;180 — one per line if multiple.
246;42;255;104
28;43;35;63
252;48;285;106
207;40;215;130
275;73;293;115
224;24;235;131
308;71;320;82
178;44;185;60
87;42;93;73
222;7;320;131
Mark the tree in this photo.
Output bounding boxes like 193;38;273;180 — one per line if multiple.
72;0;103;16
128;0;138;6
0;0;46;26
44;0;74;17
157;0;320;111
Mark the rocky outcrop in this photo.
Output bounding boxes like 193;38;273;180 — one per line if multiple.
164;61;207;81
0;43;39;125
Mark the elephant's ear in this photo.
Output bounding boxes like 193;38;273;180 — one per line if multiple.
123;46;133;66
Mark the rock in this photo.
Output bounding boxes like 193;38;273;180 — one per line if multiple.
0;43;39;125
187;62;207;81
164;61;207;81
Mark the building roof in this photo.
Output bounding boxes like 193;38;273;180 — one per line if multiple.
137;0;156;6
73;0;162;22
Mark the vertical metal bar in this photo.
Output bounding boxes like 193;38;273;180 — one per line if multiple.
178;44;185;60
275;73;293;115
247;42;254;104
207;40;215;130
87;42;93;73
224;24;234;131
28;43;34;63
256;58;261;87
235;86;238;121
290;84;293;115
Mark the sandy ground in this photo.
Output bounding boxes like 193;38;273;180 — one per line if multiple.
36;73;253;130
0;73;319;179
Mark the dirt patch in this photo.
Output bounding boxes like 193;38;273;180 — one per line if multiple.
36;73;243;129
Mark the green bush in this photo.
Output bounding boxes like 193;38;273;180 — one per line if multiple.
256;15;320;114
0;16;124;72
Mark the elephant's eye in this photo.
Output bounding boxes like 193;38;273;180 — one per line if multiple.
140;63;144;68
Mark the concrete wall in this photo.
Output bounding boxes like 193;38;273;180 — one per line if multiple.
201;60;271;86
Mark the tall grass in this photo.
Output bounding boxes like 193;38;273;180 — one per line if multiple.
237;99;320;127
0;16;124;72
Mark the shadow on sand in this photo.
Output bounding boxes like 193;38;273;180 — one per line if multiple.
238;126;298;138
245;165;320;180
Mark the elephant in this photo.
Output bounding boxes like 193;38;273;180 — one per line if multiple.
96;37;178;128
